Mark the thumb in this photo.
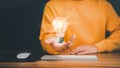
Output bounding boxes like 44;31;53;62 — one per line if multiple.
68;34;76;47
70;34;76;42
64;34;76;48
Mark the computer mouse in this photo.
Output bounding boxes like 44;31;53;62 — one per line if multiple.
16;52;31;59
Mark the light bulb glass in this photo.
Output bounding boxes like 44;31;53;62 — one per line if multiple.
52;17;68;43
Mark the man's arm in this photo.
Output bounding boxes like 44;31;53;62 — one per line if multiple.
39;1;76;54
70;1;120;55
95;2;120;53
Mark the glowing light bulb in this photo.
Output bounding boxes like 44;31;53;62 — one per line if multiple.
52;17;68;43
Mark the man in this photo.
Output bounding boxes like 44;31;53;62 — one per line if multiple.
39;0;120;55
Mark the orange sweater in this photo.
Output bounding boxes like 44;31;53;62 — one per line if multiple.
39;0;120;54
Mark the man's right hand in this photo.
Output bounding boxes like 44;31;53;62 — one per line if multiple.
45;34;76;52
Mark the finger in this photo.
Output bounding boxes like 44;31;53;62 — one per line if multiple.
77;51;89;55
45;38;59;48
61;41;72;50
63;34;76;49
62;34;76;49
72;45;87;52
45;39;52;44
71;47;83;53
69;34;76;42
50;41;59;47
71;50;85;55
65;41;73;48
45;38;56;44
71;48;85;55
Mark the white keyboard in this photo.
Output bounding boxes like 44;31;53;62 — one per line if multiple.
41;55;98;60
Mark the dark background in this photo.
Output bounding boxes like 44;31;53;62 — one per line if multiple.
0;0;48;51
0;0;119;52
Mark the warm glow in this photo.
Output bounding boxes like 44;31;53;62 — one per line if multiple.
52;17;68;37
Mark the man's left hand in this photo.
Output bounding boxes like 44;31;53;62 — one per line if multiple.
70;45;98;55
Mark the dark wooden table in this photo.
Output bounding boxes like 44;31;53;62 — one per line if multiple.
0;52;120;68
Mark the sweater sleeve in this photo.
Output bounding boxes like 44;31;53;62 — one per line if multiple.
95;2;120;53
39;2;60;54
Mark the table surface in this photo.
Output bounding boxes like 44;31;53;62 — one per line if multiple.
0;52;120;68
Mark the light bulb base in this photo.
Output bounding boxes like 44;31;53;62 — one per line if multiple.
56;37;64;43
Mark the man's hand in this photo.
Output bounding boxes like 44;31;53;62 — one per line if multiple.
45;34;76;52
70;45;98;55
